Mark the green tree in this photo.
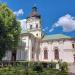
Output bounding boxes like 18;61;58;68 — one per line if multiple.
0;4;21;60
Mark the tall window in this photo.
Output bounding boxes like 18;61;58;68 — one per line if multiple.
72;43;75;48
36;24;38;28
54;49;59;60
74;54;75;62
11;51;16;61
32;47;34;59
44;49;48;59
36;33;38;36
30;25;32;29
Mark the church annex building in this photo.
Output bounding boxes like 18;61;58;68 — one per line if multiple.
2;7;75;63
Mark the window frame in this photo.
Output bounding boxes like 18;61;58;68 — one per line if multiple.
54;49;59;60
44;48;48;59
36;24;38;28
30;25;32;29
72;43;75;49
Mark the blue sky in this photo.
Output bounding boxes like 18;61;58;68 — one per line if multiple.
1;0;75;37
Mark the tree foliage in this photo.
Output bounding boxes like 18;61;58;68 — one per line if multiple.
0;4;21;60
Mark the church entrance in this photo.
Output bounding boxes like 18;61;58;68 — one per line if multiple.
11;51;16;61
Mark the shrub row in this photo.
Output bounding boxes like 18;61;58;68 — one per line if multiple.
0;61;68;75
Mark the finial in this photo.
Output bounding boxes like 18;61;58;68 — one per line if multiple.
32;3;37;11
33;3;36;7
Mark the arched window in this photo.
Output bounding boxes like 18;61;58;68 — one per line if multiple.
44;48;48;59
54;49;59;60
30;25;32;29
36;24;38;28
72;43;75;48
36;33;38;36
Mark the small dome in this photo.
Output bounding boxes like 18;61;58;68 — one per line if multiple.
27;6;41;18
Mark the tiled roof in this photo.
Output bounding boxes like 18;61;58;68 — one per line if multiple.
42;34;72;40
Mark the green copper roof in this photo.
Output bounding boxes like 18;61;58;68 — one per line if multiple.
43;34;72;40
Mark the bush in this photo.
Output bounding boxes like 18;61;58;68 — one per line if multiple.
32;62;43;72
0;61;68;75
59;62;68;72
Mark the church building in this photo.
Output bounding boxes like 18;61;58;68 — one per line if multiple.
2;7;75;63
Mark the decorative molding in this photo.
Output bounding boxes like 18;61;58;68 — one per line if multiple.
63;49;75;52
59;41;64;44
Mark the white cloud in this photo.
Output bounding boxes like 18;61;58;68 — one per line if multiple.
49;14;75;32
42;27;48;31
19;19;26;31
14;9;24;17
49;28;54;32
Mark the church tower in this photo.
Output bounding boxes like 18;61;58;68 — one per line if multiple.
26;7;42;39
